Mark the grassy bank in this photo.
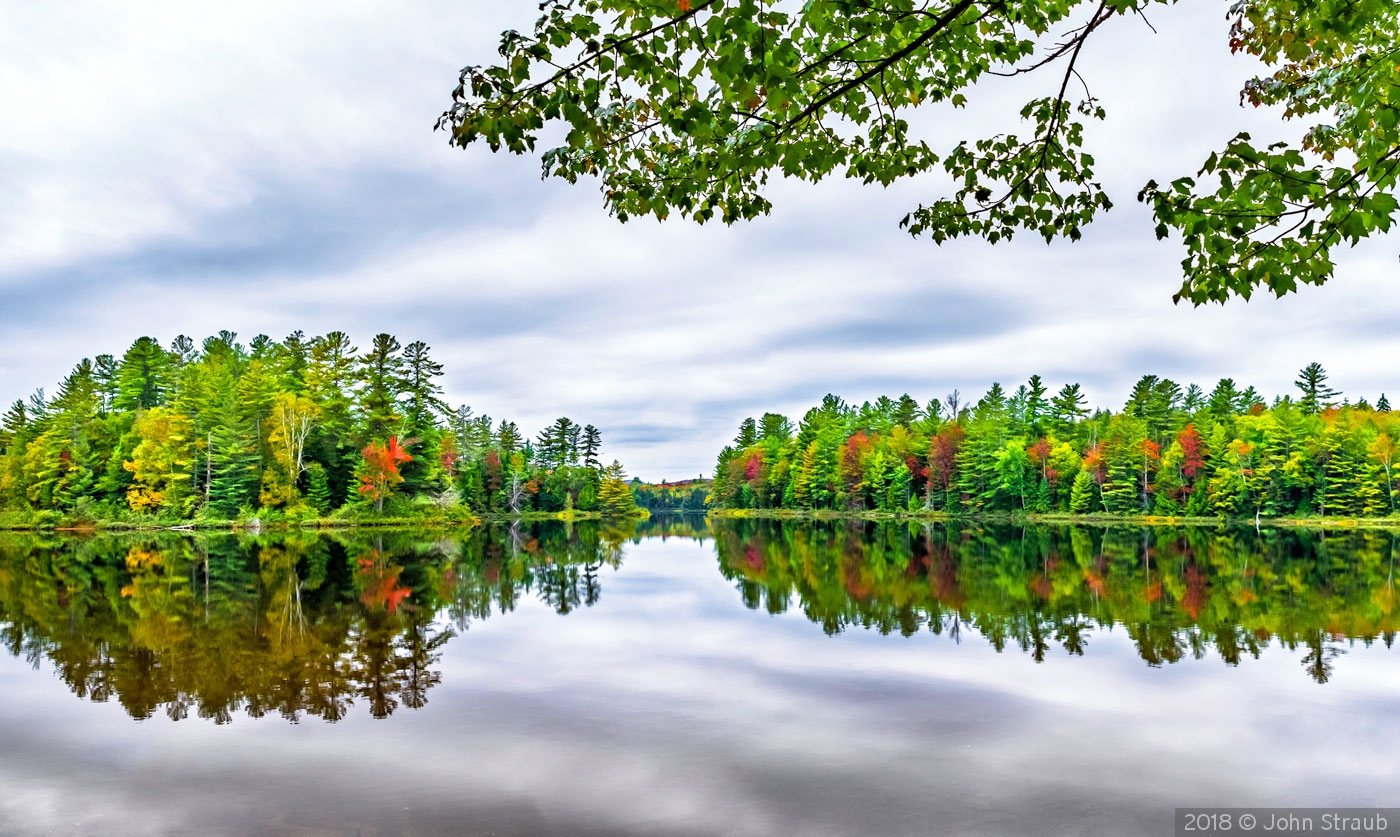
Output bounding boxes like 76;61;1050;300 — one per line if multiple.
0;506;654;533
0;508;479;533
706;508;1400;529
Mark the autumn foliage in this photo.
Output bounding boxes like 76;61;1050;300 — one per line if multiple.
358;437;413;512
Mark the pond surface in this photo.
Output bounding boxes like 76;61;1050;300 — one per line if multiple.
1;518;1397;836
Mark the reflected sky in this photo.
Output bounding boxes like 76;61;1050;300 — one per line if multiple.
1;526;1398;836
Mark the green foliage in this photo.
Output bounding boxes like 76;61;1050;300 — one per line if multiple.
598;460;644;518
444;0;1400;303
0;332;636;524
710;365;1400;520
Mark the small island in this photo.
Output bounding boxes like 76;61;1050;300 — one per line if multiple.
0;331;642;530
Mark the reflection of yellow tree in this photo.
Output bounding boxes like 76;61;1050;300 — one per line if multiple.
119;546;191;654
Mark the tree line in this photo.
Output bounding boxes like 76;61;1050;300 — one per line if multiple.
712;364;1400;520
0;331;641;523
632;478;711;513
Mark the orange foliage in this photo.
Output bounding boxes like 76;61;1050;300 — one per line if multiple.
358;436;413;510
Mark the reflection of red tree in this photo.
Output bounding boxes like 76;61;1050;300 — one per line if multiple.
1030;576;1053;599
928;547;965;609
1183;565;1206;620
358;557;412;613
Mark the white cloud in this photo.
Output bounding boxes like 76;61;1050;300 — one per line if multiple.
1;2;1396;479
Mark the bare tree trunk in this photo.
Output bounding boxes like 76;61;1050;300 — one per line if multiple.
205;432;213;504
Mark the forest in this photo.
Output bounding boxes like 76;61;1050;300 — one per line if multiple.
711;364;1400;521
632;478;711;513
0;331;641;526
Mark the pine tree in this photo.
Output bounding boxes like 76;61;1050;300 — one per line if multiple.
93;354;120;413
204;364;259;517
1069;470;1096;514
278;330;311;392
401;341;447;432
1024;375;1049;436
360;334;405;439
305;462;332;514
1050;383;1088;436
1295;362;1340;416
892;395;920;429
597;460;640;517
734;418;758;448
497;421;522;457
580;425;602;468
1207;378;1241;418
113;337;173;412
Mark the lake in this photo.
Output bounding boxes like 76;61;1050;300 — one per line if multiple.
1;518;1397;836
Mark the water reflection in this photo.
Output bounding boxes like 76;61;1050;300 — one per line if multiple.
712;520;1400;684
1;519;1396;728
0;522;635;724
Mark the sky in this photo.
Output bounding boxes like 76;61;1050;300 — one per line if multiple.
2;2;1398;481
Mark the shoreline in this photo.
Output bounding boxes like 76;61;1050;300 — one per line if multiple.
703;508;1400;529
0;508;650;534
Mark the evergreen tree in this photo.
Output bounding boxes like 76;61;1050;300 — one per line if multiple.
734;417;758;448
1051;383;1088;436
278;330;311;392
360;334;405;439
1024;375;1049;436
597;460;640;517
1295;362;1340;416
581;424;602;469
1207;378;1241;418
892;395;920;429
113;337;173;412
1181;383;1206;414
401;340;447;433
759;412;793;441
305;463;332;514
93;354;120;413
1069;470;1096;514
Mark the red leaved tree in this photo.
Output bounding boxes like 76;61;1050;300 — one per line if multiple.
1178;424;1206;485
358;436;413;512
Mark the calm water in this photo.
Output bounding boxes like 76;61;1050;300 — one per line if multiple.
1;518;1397;836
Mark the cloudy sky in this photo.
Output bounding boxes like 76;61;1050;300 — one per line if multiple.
3;2;1398;480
